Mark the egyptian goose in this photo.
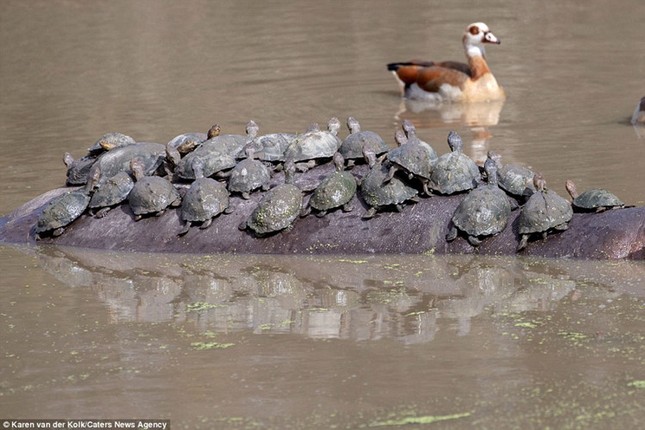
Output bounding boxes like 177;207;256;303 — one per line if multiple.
387;22;505;103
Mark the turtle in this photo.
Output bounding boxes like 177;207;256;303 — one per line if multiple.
87;167;135;218
93;142;166;184
565;180;627;212
401;119;438;162
338;116;389;167
240;160;304;235
87;132;136;154
428;131;480;195
446;157;512;246
178;158;231;235
63;152;98;186
487;151;536;199
284;118;343;171
166;132;208;156
517;173;573;251
244;132;296;163
359;152;419;219
128;158;181;220
301;152;357;217
34;167;100;239
227;147;272;199
175;140;237;181
384;129;435;195
215;120;258;159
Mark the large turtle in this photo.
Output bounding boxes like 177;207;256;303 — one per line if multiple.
87;167;135;218
284;118;343;171
339;116;389;167
178;158;231;235
428;131;480;195
565;180;627;212
166;132;208;157
227;147;272;199
240;160;303;235
217;120;258;159
246;132;296;163
93;142;166;184
517;174;573;251
128;158;181;220
175;140;237;181
487;151;535;199
401;119;438;161
446;157;512;246
34;168;100;239
360;152;419;219
301;152;357;217
88;132;136;154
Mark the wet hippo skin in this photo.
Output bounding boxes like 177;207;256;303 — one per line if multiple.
1;164;644;260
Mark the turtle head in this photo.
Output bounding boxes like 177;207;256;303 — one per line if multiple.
447;131;463;152
191;157;206;180
327;117;341;136
484;157;498;185
533;173;547;192
564;179;578;199
346;116;361;134
332;152;345;171
486;150;502;167
394;130;407;146
85;164;102;193
129;158;146;181
63;152;75;168
246;120;259;139
207;124;221;140
402;120;417;138
284;159;296;184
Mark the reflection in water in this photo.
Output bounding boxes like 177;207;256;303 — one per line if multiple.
394;99;505;164
31;245;643;343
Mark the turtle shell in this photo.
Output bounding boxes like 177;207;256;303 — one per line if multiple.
35;190;91;234
339;131;389;161
128;177;180;216
572;189;624;211
181;178;230;223
167;132;207;155
247;184;303;235
518;189;573;235
94;142;166;184
228;158;271;196
429;152;479;194
387;142;435;179
251;133;295;162
451;185;511;238
284;129;342;162
89;171;135;209
360;162;418;209
497;164;536;197
176;144;236;180
310;171;357;211
88;132;136;153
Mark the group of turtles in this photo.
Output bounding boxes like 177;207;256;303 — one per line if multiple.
34;118;629;251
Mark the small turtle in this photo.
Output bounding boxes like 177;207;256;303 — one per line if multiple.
240;160;303;235
166;132;208;156
227;147;272;199
446;157;512;246
517;173;573;251
178;158;231;235
88;132;136;154
63;152;97;186
339;116;389;167
128;158;181;220
360;152;419;219
565;180;626;212
34;168;100;239
216;120;258;158
384;129;435;195
428;131;480;195
88;167;135;218
244;132;296;163
401;119;438;162
301;153;357;217
94;142;166;184
487;151;535;199
284;118;343;171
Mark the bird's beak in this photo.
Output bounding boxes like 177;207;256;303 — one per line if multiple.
483;31;501;44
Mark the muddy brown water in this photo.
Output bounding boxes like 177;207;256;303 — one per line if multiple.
1;1;644;428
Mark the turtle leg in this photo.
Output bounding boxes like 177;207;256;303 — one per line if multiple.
199;218;213;230
155;209;166;217
171;198;182;207
315;210;327;218
422;181;433;197
554;222;569;231
342;201;354;212
52;227;65;237
224;206;234;214
516;234;529;251
446;226;458;242
94;207;111;218
394;204;404;212
178;222;192;236
467;235;482;247
362;207;377;220
242;192;251;200
541;231;548;241
300;204;311;218
238;220;248;231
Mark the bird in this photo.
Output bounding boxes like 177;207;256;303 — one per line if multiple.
387;22;505;103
